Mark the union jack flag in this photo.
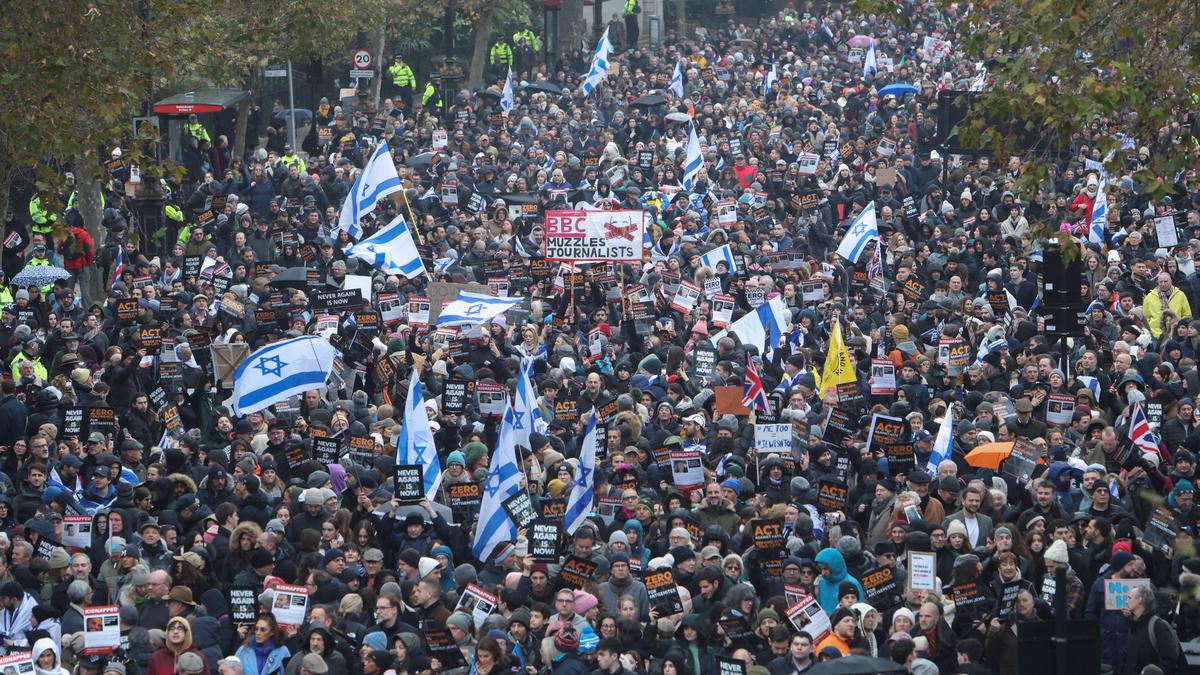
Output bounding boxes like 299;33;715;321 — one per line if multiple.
868;239;885;281
743;355;770;413
110;247;124;291
1128;401;1160;457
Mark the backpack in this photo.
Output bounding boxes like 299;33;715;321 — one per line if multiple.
1147;614;1188;674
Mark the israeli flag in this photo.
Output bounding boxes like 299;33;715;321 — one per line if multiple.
515;360;546;451
835;201;879;263
336;143;403;240
564;410;598;535
433;256;456;273
710;295;788;355
926;405;955;472
343;213;426;279
1078;375;1101;402
232;336;339;415
763;61;778;95
581;28;613;96
863;43;877;78
472;403;525;562
700;243;737;274
501;68;515;114
682;124;703;191
1088;177;1107;245
973;337;1005;367
669;60;685;98
396;376;443;501
436;291;521;327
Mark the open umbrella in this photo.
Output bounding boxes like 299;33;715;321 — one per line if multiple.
476;89;501;100
273;108;314;123
522;81;562;94
806;655;907;674
405;152;439;168
878;83;919;98
12;265;71;287
964;441;1016;469
847;35;876;48
630;93;668;107
665;111;692;124
267;267;331;290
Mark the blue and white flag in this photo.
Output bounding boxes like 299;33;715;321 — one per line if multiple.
515;360;545;451
921;320;945;344
681;124;703;191
436;291;521;327
700;243;737;274
564;410;598;535
1078;375;1101;402
580;28;612;96
343;213;426;279
472;403;525;562
1088;177;1107;245
863;43;877;78
396;376;443;501
710;295;788;355
501;68;515;114
432;256;456;273
973;337;1005;367
763;62;778;96
669;60;685;98
926;405;954;472
232;336;339;415
336;143;403;240
835;201;879;263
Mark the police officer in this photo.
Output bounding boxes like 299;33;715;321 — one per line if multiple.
623;0;640;47
388;55;416;108
489;37;513;75
185;114;211;144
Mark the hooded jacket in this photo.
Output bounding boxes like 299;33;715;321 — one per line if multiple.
146;617;210;675
32;637;70;675
814;548;864;616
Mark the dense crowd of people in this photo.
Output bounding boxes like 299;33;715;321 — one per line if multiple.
3;1;1200;675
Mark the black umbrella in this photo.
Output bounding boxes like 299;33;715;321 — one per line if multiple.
522;81;563;94
476;89;501;100
630;93;668;107
805;655;907;674
406;152;438;168
267;267;331;289
273;108;314;123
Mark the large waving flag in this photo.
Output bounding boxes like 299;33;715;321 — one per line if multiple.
336;143;403;240
580;28;613;96
926;405;955;472
972;336;1006;367
681;124;703;191
473;403;524;562
1129;401;1160;457
514;359;545;450
669;60;684;98
232;336;339;415
396;376;443;501
564;410;598;535
742;356;770;413
763;61;779;96
863;43;877;78
711;295;788;354
343;213;426;279
1088;177;1107;245
700;243;736;274
436;291;522;327
835;201;879;263
819;320;856;398
500;68;515;114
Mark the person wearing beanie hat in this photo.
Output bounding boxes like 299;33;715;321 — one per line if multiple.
598;551;649;621
816;606;857;655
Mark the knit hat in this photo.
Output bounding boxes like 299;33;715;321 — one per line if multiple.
574;590;598;613
446;612;472;633
891;325;910;341
1044;540;1070;565
831;607;856;627
554;627;580;653
890;607;915;631
446;450;466;467
837;581;860;600
946;519;968;539
754;608;780;628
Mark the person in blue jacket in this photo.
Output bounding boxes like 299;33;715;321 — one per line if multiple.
815;547;865;616
235;613;291;675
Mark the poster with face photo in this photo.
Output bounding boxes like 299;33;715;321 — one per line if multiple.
83;605;121;654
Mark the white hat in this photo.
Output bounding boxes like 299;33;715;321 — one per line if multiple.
1108;250;1122;263
930;150;941;161
683;413;707;428
1044;539;1069;564
418;556;439;578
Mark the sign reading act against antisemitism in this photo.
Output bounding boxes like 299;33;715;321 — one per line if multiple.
543;210;646;261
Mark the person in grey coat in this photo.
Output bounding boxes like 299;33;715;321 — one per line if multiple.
597;553;650;621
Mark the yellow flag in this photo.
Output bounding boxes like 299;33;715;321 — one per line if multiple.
820;320;857;398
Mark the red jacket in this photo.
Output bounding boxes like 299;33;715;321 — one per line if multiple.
57;227;95;272
146;647;208;675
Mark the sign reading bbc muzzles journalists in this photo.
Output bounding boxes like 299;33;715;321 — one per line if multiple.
543;210;646;261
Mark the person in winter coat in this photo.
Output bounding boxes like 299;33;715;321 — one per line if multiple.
984;589;1040;675
235;613;292;675
815;548;864;616
1125;584;1184;674
146;616;210;675
32;637;70;675
284;625;348;675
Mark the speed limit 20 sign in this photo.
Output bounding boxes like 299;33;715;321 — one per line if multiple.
350;49;374;78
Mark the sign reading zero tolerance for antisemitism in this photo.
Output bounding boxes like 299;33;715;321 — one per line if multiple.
543;210;646;261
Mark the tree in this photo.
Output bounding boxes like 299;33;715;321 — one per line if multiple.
858;0;1200;199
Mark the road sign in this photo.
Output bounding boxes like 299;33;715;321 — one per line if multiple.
352;49;374;70
350;69;375;79
265;66;287;77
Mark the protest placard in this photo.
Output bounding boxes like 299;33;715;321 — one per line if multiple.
645;568;684;614
83;605;121;654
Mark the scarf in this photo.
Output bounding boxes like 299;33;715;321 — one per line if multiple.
251;639;275;672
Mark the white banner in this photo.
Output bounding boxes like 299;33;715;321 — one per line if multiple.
544;210;646;261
